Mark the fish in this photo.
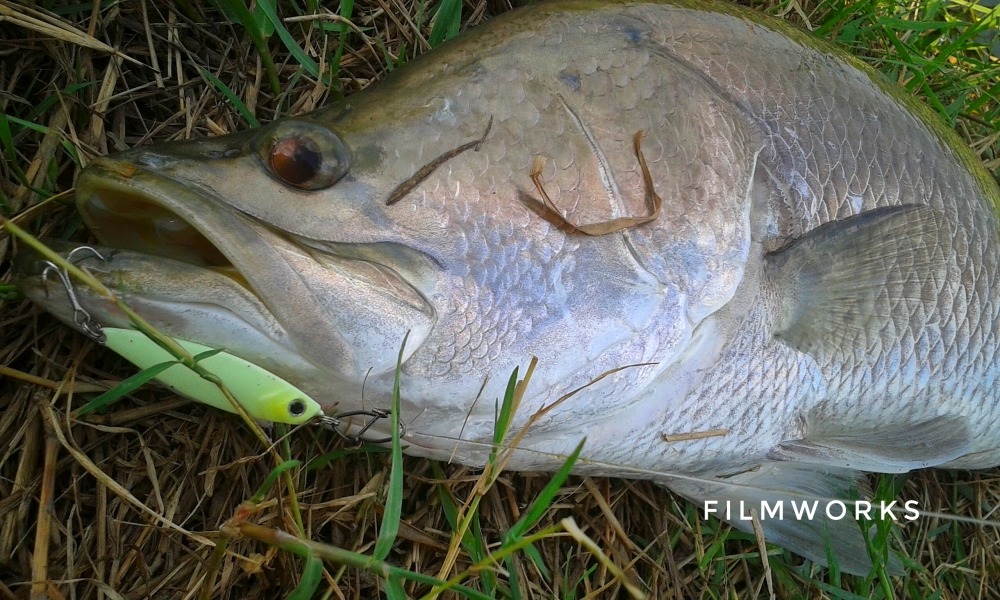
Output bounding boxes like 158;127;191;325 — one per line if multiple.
14;0;1000;575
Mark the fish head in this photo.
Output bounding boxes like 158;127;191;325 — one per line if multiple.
19;21;762;448
60;113;446;394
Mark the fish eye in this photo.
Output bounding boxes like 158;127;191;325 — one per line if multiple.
261;121;350;190
270;138;321;186
288;398;307;417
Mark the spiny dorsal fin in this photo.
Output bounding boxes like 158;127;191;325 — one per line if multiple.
766;204;952;356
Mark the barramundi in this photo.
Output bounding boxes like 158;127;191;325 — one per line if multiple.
15;0;1000;574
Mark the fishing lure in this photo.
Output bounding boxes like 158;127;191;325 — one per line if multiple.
102;327;322;424
36;247;323;425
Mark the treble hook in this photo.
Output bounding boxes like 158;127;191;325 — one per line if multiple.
39;246;109;342
315;408;406;445
67;246;108;264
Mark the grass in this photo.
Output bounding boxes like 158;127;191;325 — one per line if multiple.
0;0;998;598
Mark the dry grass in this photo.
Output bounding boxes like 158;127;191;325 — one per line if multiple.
1;0;999;598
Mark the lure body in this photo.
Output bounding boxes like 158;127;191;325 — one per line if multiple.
103;328;322;424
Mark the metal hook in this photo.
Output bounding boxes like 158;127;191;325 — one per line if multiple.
67;245;108;264
39;246;109;343
315;408;405;445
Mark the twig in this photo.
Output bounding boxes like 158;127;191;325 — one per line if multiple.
750;509;776;600
29;408;59;600
385;117;493;206
36;392;216;548
524;130;663;235
660;429;730;443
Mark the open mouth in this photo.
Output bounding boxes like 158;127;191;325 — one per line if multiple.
75;157;436;321
74;158;291;300
82;187;231;267
77;181;265;298
69;152;439;384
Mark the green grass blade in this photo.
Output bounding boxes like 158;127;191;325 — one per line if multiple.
254;0;325;84
252;1;276;37
385;575;407;600
432;466;480;554
211;0;281;94
238;523;494;599
823;519;842;588
879;17;958;32
428;0;462;47
76;360;178;416
496;439;584;596
373;331;408;561
0;112;30;188
520;541;549;579
504;439;584;542
251;460;303;503
3;114;52;134
195;66;260;128
430;463;498;594
504;558;522;600
287;555;324;600
78;337;226;417
490;367;520;457
328;0;355;90
29;81;99;121
191;347;227;362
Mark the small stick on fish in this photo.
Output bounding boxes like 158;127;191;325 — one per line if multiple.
524;130;664;235
385;117;493;206
659;428;730;443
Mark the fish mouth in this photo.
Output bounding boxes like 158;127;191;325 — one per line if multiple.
79;168;232;270
76;157;283;294
70;156;436;380
76;157;427;304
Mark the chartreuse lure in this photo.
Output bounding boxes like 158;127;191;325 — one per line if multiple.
102;327;322;424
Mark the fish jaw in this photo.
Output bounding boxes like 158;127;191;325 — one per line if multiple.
69;146;436;389
15;240;335;399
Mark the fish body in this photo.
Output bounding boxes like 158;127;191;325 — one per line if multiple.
16;0;1000;572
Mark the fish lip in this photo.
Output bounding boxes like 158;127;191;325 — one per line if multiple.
75;156;429;306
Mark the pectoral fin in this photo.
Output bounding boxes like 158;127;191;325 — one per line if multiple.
767;205;952;355
665;462;903;575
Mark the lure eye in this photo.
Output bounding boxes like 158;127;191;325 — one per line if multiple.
288;399;307;417
261;121;350;190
